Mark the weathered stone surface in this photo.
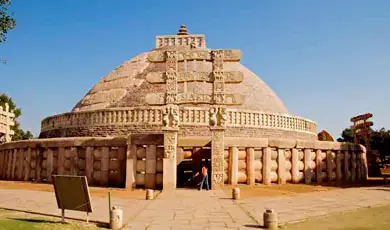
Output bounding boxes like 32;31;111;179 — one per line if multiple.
268;138;296;148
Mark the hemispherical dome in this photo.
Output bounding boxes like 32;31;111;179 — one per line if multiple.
40;27;317;140
73;48;288;114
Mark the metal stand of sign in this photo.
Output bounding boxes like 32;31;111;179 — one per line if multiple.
61;209;65;224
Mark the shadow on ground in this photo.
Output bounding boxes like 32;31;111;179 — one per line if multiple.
8;218;60;224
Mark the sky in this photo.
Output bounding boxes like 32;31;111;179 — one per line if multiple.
0;0;389;138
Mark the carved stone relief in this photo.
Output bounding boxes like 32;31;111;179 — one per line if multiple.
162;105;180;128
164;131;177;159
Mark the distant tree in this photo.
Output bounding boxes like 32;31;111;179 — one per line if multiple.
0;0;16;63
0;93;33;141
337;127;390;162
337;127;354;142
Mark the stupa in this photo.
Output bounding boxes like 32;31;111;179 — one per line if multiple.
40;25;317;140
0;26;367;190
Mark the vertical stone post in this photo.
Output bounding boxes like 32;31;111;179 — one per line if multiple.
11;149;17;179
211;128;225;189
351;152;356;182
291;148;299;183
361;148;368;181
304;149;311;184
336;151;342;182
277;149;286;184
125;135;137;189
0;150;4;179
326;151;333;182
17;148;24;180
344;151;350;181
263;147;272;185
101;147;110;186
316;150;323;184
246;147;255;186
229;146;238;185
24;148;31;181
85;147;94;185
57;148;65;175
145;145;157;189
46;148;54;183
163;129;178;190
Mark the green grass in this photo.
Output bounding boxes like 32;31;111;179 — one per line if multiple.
0;209;105;230
281;205;390;230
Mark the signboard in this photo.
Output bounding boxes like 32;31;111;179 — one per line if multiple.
53;175;92;214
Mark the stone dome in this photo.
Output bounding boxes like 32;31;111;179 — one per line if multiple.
72;49;288;114
40;26;317;140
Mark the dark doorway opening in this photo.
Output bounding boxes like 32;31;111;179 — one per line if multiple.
177;146;211;189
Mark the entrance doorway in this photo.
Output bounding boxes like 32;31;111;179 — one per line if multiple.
177;146;211;189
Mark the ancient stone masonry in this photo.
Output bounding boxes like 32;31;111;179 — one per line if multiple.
0;103;15;143
0;25;362;191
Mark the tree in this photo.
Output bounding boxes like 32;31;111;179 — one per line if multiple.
0;0;15;43
338;127;390;162
337;127;353;142
0;0;16;63
0;93;33;141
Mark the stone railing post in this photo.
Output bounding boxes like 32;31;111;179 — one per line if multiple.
277;149;286;184
263;147;272;185
229;146;238;185
304;149;312;184
125;135;137;189
163;129;178;190
246;147;255;185
291;148;300;183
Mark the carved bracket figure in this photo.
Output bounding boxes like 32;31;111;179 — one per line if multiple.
209;107;228;127
162;105;180;129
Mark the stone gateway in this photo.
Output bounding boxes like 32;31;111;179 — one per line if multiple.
0;26;367;190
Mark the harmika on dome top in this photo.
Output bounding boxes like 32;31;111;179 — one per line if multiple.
40;26;317;139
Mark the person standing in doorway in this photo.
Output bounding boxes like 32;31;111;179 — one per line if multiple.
198;163;210;191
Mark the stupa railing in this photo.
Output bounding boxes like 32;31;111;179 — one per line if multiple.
41;107;317;134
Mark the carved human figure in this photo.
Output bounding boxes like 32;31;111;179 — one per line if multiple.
209;107;217;127
163;108;170;127
171;107;179;128
218;107;228;127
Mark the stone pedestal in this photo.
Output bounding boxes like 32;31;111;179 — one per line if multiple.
211;128;225;189
163;128;178;190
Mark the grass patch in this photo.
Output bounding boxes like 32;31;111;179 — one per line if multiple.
0;209;104;230
281;205;390;230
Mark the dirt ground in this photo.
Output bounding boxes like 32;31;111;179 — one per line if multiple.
222;178;387;199
0;178;386;200
0;181;156;200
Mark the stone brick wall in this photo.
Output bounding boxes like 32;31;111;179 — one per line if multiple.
0;136;367;189
0;137;128;187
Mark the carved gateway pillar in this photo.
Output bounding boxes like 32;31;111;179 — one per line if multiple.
145;26;244;190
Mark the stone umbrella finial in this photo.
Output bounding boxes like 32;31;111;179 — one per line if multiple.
177;25;189;35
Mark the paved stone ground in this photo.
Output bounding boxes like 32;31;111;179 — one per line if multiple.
0;188;149;224
0;186;389;230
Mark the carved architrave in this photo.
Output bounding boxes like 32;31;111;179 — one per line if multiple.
145;93;244;105
211;129;225;187
145;71;244;84
164;131;177;159
148;49;242;62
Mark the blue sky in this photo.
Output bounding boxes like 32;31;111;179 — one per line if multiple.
1;0;389;138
